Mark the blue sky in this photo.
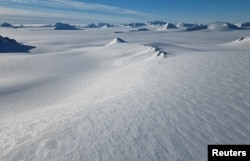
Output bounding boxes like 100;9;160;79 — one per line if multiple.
0;0;249;24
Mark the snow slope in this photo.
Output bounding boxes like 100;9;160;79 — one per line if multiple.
0;26;250;161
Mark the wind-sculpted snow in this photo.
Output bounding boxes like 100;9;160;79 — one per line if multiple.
0;26;250;161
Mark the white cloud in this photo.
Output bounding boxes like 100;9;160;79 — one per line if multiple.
0;7;148;24
0;0;159;24
0;0;152;16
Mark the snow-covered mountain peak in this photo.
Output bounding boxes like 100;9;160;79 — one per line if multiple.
106;37;127;46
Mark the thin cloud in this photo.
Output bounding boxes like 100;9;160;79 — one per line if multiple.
0;0;160;24
0;0;153;16
0;6;151;24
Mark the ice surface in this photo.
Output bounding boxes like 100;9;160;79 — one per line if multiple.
0;26;250;161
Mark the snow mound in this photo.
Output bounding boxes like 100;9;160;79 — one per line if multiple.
106;38;127;46
0;35;35;53
54;23;79;30
227;37;250;45
0;22;13;27
207;22;239;31
145;45;168;58
222;37;250;50
158;23;177;30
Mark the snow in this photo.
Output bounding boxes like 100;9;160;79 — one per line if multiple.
176;22;195;28
106;37;127;46
239;22;250;28
157;23;177;30
0;25;250;161
207;22;239;31
222;36;250;50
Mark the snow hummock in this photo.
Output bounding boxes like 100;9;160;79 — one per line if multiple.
54;22;79;30
106;37;127;46
223;36;250;49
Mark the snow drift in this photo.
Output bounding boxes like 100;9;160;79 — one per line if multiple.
223;36;250;49
0;23;250;161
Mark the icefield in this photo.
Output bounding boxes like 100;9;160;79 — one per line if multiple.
0;24;250;161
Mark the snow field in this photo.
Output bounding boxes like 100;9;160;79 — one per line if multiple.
0;26;250;161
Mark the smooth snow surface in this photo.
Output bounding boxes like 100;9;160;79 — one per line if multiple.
0;26;250;161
